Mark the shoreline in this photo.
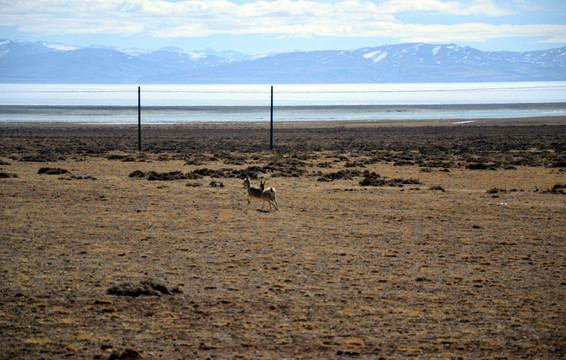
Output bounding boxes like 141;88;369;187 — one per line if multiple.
1;115;566;128
1;103;565;125
1;102;565;109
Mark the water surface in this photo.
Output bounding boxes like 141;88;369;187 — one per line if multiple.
1;82;565;123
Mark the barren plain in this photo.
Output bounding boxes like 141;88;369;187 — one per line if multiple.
1;118;565;359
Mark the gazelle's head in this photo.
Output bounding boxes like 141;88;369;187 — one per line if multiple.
243;176;251;188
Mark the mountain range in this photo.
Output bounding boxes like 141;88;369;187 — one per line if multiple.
1;39;565;83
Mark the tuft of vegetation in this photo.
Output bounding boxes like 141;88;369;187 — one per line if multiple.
487;187;505;194
38;167;69;175
128;170;146;178
359;171;421;187
107;153;135;162
147;171;189;181
317;169;363;182
0;172;17;178
545;183;566;194
429;185;446;192
107;280;182;297
359;171;384;186
467;163;497;170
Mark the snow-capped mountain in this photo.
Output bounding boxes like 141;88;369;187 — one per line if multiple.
144;43;566;83
0;39;564;83
0;39;62;58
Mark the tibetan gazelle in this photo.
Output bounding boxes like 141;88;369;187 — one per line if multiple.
243;177;279;211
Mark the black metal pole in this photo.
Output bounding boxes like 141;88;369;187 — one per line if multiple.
138;86;141;152
270;85;273;150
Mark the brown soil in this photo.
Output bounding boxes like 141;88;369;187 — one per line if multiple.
1;118;565;359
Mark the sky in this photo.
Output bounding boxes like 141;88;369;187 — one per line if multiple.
1;0;565;55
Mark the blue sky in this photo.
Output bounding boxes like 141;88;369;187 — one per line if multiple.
1;0;565;54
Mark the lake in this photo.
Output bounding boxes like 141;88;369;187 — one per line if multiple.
1;82;565;123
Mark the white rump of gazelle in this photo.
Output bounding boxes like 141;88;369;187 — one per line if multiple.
243;176;279;211
260;180;279;211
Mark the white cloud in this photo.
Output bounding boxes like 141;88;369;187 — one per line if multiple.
0;0;564;45
238;0;332;17
376;0;513;16
392;23;566;44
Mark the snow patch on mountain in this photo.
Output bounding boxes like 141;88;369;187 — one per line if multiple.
188;52;207;60
43;42;78;51
363;50;388;62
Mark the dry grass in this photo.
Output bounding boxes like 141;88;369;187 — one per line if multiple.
0;120;565;359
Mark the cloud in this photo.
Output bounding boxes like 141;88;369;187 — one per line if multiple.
388;23;566;44
376;0;514;16
1;0;565;45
